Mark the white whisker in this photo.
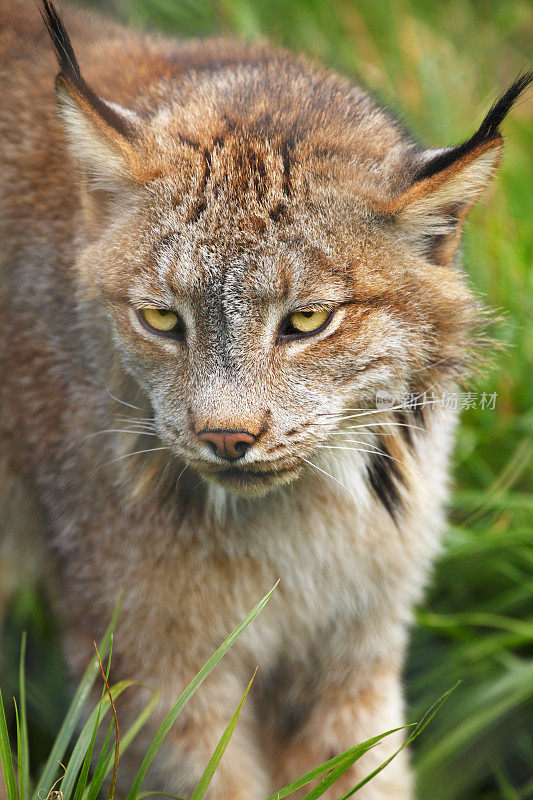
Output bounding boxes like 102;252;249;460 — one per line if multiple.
328;430;398;437
412;355;456;373
322;377;447;421
317;445;372;453
330;399;441;422
317;445;401;463
106;389;143;411
328;438;385;453
175;465;188;489
299;456;357;502
86;428;159;439
110;446;169;464
114;418;158;433
328;422;426;434
116;416;156;425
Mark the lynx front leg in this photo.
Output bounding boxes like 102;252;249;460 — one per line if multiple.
153;700;270;800
272;664;412;800
63;620;270;800
108;695;270;800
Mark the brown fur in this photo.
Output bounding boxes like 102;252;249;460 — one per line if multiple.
0;1;530;798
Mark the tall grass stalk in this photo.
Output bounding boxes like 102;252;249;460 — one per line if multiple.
1;593;451;800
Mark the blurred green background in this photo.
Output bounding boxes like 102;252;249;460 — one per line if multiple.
2;1;532;798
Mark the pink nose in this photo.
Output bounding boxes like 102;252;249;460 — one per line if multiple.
198;429;256;461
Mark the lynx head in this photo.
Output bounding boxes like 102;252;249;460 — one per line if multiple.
42;1;531;499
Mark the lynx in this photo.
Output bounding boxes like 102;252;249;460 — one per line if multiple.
0;1;530;797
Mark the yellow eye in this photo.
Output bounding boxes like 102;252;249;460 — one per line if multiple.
140;308;180;333
288;308;331;334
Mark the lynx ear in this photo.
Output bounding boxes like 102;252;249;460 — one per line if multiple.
41;1;140;188
381;74;532;267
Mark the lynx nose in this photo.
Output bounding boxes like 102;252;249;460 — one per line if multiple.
198;429;256;461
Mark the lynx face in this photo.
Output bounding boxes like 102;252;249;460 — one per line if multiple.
88;200;388;494
47;5;526;496
81;134;475;497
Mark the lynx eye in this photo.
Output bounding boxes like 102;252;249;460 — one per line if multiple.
278;307;333;341
139;308;183;337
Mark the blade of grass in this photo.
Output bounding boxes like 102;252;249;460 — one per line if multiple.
298;722;420;800
125;583;277;800
85;691;161;800
61;641;114;800
18;634;29;800
336;684;459;800
263;727;409;800
70;698;104;800
0;688;17;800
119;692;161;759
32;594;122;800
190;669;257;800
81;721;113;800
72;641;117;800
14;702;23;800
94;644;120;800
60;680;134;800
298;750;374;800
416;664;533;781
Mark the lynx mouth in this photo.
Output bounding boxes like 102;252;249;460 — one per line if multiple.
202;463;300;496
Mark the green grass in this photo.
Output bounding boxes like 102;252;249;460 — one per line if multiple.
1;1;532;798
1;591;450;800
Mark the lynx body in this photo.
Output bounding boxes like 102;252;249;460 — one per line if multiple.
0;1;529;797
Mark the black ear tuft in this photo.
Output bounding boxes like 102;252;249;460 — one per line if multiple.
39;0;136;140
416;72;532;181
39;0;81;84
477;72;533;140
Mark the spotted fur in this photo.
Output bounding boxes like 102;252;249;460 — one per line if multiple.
0;2;529;798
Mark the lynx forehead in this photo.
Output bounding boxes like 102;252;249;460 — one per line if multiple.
0;1;530;797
